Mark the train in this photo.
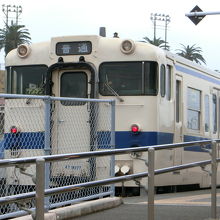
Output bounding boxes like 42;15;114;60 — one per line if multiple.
2;32;220;196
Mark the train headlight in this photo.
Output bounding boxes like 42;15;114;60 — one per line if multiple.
120;39;135;54
121;165;130;175
131;124;140;134
17;44;31;58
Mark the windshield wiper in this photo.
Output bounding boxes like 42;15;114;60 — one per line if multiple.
104;75;124;102
104;83;124;102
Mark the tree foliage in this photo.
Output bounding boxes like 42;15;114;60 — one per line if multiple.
176;44;206;65
143;36;169;50
0;23;31;55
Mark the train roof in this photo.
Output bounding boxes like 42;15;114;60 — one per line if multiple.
165;49;220;79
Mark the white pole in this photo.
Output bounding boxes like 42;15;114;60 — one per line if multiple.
185;11;220;17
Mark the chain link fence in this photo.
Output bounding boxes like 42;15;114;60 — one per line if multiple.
0;94;115;219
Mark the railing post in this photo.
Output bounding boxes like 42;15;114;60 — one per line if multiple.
148;147;155;220
35;158;45;220
110;100;116;197
44;97;51;211
211;140;217;219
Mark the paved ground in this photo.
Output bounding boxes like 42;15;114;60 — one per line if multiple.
72;189;220;220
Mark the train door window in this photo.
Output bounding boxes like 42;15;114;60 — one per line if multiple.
60;72;87;98
212;94;217;133
160;64;166;97
166;65;172;100
204;95;210;132
176;80;181;123
187;88;201;130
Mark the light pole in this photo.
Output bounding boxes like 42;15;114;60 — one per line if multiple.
14;5;22;25
150;13;171;49
150;13;158;41
2;4;22;25
2;4;11;25
164;15;171;49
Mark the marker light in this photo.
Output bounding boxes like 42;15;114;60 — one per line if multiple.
121;165;130;175
120;39;135;54
131;124;140;134
115;165;120;174
10;126;19;134
17;44;31;58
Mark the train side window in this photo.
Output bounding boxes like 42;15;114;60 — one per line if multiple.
212;94;217;133
166;65;172;100
160;64;166;97
187;88;201;130
204;95;210;132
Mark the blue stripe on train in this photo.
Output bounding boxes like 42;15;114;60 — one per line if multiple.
183;135;211;152
175;65;220;86
97;131;174;149
114;131;210;152
0;131;210;154
3;132;45;150
2;131;174;150
115;131;174;149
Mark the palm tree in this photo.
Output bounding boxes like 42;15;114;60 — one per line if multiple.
176;44;206;65
143;36;169;50
0;23;31;56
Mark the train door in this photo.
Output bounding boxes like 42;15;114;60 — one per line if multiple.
173;75;183;166
51;69;93;179
211;89;219;140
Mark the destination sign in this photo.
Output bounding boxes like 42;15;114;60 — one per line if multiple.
56;41;92;55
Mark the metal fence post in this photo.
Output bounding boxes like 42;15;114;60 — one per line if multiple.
35;158;45;220
44;97;51;211
110;100;116;197
211;140;217;219
148;147;155;220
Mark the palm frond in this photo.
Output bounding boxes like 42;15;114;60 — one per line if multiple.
176;44;206;65
0;23;31;55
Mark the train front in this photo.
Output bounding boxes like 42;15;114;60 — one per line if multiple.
3;35;170;197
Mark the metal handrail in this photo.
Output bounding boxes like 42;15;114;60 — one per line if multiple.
0;158;218;205
0;139;219;220
0;140;216;167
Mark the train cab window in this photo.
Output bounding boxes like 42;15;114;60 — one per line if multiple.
6;65;47;95
212;94;217;133
187;88;201;130
160;64;166;97
204;95;210;132
99;61;158;96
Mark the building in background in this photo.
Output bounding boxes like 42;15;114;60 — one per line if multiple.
0;70;5;92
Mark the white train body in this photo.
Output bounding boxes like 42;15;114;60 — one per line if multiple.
4;35;220;192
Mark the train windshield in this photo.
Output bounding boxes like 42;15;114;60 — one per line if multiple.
99;61;158;96
6;65;48;95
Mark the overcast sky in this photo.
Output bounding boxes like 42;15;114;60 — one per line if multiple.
1;0;220;70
